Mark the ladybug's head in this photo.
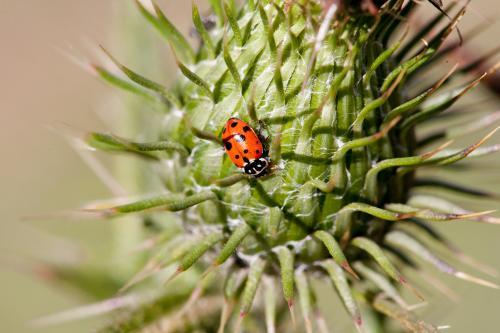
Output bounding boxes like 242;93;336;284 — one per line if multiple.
243;157;269;177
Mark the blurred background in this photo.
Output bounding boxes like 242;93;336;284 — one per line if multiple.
0;1;499;332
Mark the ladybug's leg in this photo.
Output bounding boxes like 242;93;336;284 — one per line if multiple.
257;119;270;136
255;121;271;154
257;132;269;146
258;133;270;158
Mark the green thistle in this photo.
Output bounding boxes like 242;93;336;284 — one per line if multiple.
36;0;500;332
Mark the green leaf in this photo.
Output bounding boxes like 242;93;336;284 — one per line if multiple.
120;236;197;292
218;299;233;333
32;291;149;326
351;237;423;300
213;174;247;187
91;191;217;216
177;231;223;272
381;3;467;92
263;207;281;237
281;152;331;165
95;279;203;333
88;132;188;157
91;65;157;104
264;278;277;333
314;230;358;278
99;46;180;107
373;295;438;333
33;266;123;301
223;36;242;88
419;111;500;148
192;4;215;58
350;237;401;282
176;59;214;100
384;65;455;122
277;246;295;306
135;0;195;64
352;70;404;132
364;142;450;202
87;132;157;160
395;3;455;61
223;269;245;300
423;127;499;166
311;96;395;193
295;269;313;333
386;231;499;289
334;116;400;164
240;257;266;316
188;120;222;144
320;260;363;332
386;203;497;223
353;262;407;309
215;223;252;265
364;34;405;86
223;0;243;46
400;74;485;131
339;203;409;222
208;0;224;26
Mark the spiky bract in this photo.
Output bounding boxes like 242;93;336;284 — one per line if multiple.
44;0;500;332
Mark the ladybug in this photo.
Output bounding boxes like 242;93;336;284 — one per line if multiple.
222;118;270;177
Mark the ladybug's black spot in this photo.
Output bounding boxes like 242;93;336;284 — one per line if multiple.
231;122;238;128
235;154;240;159
224;141;232;150
243;157;250;163
255;149;260;154
243;126;251;132
243;149;249;154
235;134;246;142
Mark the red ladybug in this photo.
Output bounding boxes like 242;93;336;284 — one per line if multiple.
222;118;270;177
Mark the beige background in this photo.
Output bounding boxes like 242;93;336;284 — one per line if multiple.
1;1;499;332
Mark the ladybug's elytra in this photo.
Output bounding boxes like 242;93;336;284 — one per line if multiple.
222;118;270;177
